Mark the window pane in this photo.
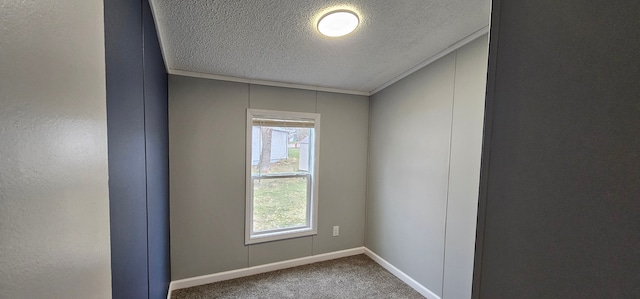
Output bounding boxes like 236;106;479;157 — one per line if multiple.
252;176;308;232
251;126;311;176
246;109;319;244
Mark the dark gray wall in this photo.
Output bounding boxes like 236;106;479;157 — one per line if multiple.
474;1;640;298
105;0;147;296
143;2;171;299
105;0;170;298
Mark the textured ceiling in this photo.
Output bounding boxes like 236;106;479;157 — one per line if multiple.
149;0;490;94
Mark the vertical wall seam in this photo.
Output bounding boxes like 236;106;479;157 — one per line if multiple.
141;0;151;297
140;0;151;298
364;95;372;247
441;51;458;297
247;244;251;268
247;83;251;268
311;90;320;255
313;90;317;256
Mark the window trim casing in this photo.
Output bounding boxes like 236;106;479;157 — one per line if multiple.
245;109;320;245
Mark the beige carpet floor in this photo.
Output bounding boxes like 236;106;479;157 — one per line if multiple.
171;254;425;299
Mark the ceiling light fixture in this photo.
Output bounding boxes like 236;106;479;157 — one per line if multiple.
317;10;359;37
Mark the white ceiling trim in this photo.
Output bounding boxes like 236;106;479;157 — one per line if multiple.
168;69;371;96
370;25;490;95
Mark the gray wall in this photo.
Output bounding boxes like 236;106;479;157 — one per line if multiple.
442;36;490;299
367;36;488;298
473;1;640;298
169;75;369;279
0;0;112;298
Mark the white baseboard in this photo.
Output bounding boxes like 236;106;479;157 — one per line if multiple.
167;281;174;299
167;246;439;299
167;247;365;298
364;248;442;299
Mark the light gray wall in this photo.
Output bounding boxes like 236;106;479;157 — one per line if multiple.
0;0;112;298
169;75;369;279
169;78;249;279
367;36;488;298
443;36;489;299
368;52;455;295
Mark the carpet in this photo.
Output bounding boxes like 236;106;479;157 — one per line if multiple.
171;254;425;298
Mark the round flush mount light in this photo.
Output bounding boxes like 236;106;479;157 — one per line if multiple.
317;10;359;37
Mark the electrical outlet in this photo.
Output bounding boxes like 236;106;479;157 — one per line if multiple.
332;226;339;236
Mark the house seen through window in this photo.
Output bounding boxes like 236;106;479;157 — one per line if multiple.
245;109;320;244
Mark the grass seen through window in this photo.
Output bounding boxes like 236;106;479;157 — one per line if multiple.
252;148;308;232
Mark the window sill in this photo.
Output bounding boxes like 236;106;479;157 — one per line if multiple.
245;227;317;245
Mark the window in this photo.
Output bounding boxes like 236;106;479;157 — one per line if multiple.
245;109;320;244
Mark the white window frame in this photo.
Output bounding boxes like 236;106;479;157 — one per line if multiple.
245;109;320;245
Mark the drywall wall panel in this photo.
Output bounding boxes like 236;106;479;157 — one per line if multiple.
248;237;313;267
0;0;112;297
475;1;640;298
169;76;249;279
105;0;170;297
367;53;456;296
170;77;369;279
143;1;171;298
104;0;148;297
442;36;488;299
249;84;317;113
314;92;369;254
